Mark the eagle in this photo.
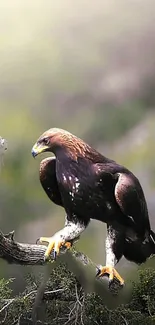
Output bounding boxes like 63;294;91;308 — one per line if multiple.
31;128;155;286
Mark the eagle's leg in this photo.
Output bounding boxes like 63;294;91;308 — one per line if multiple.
96;225;124;286
37;217;88;261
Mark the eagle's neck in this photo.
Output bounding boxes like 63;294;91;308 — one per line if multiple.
54;140;108;164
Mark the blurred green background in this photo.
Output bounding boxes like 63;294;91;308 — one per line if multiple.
1;0;155;291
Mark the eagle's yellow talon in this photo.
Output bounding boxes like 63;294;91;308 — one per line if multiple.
97;266;124;286
36;236;72;260
64;242;72;249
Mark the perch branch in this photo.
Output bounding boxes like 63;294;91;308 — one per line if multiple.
0;230;131;309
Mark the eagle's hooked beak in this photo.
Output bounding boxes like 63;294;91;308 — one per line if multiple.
31;142;49;158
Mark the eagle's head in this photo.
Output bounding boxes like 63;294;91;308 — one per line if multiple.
31;128;88;159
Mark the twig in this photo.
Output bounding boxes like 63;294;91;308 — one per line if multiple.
0;298;14;314
121;315;129;325
0;289;65;314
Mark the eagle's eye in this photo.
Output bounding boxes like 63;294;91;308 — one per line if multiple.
43;138;50;146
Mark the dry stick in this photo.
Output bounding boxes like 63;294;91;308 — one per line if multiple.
0;230;131;311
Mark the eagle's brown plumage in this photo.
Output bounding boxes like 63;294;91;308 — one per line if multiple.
32;128;155;286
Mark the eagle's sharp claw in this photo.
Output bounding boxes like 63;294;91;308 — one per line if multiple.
53;250;57;260
36;236;72;260
96;265;124;286
36;238;40;245
96;267;101;277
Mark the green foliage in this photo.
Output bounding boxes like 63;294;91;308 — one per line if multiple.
0;278;13;300
1;266;155;324
129;269;155;316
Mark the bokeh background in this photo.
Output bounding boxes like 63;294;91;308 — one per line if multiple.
1;0;155;293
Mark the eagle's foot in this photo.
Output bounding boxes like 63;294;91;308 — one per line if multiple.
36;236;72;261
96;266;124;286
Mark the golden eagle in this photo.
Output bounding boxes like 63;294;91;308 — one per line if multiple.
32;128;155;286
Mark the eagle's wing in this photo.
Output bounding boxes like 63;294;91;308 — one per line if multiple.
94;162;151;239
38;157;86;260
114;172;151;238
39;157;63;207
